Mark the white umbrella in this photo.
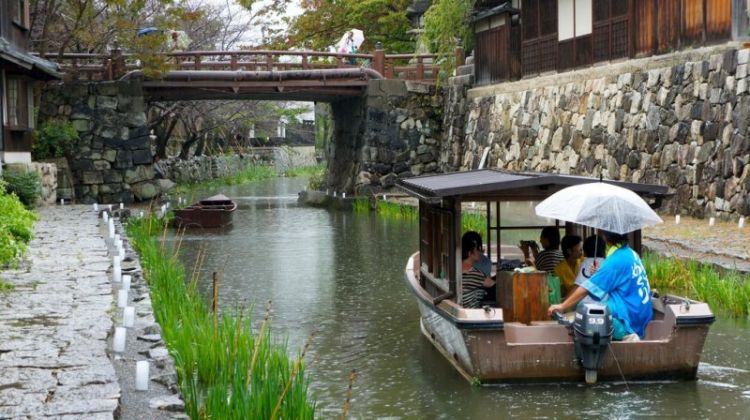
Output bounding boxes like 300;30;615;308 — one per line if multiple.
535;182;663;234
337;29;365;52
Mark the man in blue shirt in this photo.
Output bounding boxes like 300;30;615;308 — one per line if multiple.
547;230;652;341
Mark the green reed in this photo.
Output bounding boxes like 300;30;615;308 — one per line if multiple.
461;211;487;234
126;216;315;419
376;201;418;220
284;164;325;179
352;198;371;214
642;251;750;317
172;165;279;195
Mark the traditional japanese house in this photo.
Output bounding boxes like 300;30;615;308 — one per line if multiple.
0;0;61;170
473;0;744;86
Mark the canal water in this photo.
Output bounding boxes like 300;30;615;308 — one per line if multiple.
173;178;750;419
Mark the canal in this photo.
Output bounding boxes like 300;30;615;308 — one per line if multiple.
172;177;750;418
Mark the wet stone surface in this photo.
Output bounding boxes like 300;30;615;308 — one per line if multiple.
0;206;184;419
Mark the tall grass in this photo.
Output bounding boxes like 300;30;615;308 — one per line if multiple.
461;212;486;234
352;198;370;214
376;201;418;220
172;165;278;195
643;251;750;317
126;217;315;418
285;164;325;179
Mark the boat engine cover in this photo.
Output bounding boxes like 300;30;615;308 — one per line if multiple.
573;302;613;371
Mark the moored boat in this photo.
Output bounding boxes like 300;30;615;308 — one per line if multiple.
397;169;715;384
173;194;237;228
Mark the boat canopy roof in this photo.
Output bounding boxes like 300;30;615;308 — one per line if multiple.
397;169;669;204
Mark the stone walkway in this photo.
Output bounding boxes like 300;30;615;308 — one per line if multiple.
0;206;183;419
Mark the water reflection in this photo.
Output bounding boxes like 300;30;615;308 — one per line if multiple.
172;178;750;418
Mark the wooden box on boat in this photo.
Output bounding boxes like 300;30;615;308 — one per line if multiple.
496;271;549;324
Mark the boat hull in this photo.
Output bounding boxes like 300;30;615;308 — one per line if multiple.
173;203;237;228
405;253;714;384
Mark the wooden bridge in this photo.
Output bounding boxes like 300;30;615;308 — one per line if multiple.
39;47;464;101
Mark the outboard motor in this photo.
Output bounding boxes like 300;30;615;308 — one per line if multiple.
572;302;613;384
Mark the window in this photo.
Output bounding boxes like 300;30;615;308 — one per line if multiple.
6;78;29;128
558;0;592;41
14;0;30;29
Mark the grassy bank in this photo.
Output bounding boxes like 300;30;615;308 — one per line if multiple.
127;217;315;418
352;199;750;317
643;252;750;317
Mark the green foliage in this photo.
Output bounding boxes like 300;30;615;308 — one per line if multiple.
461;211;486;235
2;170;41;208
352;198;371;214
643;252;750;317
32;119;80;160
376;200;418;220
0;277;15;293
0;180;37;267
421;0;475;78
279;0;413;53
126;216;315;418
284;164;324;178
172;165;278;195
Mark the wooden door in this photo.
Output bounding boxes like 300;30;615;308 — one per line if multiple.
682;0;705;46
475;25;509;85
657;0;680;53
706;0;732;41
633;0;656;56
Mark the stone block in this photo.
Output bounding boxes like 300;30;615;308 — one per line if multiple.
72;119;92;132
739;49;750;65
132;149;152;165
81;171;103;185
114;150;132;169
124;165;154;184
96;96;118;110
94;82;119;96
103;170;122;183
132;181;159;201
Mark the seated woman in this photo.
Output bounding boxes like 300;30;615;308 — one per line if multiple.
520;226;564;272
461;231;496;308
554;235;583;297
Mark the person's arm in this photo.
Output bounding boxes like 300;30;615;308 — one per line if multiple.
547;285;588;316
482;276;495;288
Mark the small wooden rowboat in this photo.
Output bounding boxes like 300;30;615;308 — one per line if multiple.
173;194;236;228
397;169;715;384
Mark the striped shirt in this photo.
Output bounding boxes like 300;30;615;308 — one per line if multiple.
462;267;487;308
535;250;564;272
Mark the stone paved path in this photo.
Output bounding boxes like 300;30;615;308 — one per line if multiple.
0;206;118;418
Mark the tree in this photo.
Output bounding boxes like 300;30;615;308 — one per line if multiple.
259;0;413;53
421;0;474;77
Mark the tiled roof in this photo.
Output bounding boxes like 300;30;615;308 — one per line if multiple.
0;37;61;80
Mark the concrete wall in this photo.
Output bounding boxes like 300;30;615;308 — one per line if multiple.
444;45;750;219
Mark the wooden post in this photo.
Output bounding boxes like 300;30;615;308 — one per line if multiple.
111;48;125;79
104;58;113;81
373;42;385;75
455;44;465;68
416;57;425;81
301;54;308;69
194;54;202;70
230;53;238;70
266;53;274;71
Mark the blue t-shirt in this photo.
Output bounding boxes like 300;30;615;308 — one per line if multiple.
581;245;653;338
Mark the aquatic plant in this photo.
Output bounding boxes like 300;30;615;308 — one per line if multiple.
285;164;325;179
461;211;486;234
376;201;418;221
172;165;278;195
643;251;750;317
352;198;371;214
0;277;15;293
126;216;316;418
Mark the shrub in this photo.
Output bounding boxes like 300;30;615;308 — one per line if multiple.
32;119;79;160
0;179;37;267
2;170;41;208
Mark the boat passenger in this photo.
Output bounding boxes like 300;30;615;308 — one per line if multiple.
461;231;496;308
547;230;653;341
553;235;583;297
574;234;606;287
520;226;563;272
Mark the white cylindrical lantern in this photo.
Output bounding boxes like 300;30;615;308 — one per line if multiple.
117;289;128;308
109;225;115;239
675;215;681;224
122;275;131;291
709;217;715;226
108;204;113;211
333;191;337;197
60;198;65;205
103;212;109;222
123;306;135;328
94;203;99;211
139;211;144;218
119;202;124;209
119;247;125;259
343;192;346;198
113;327;126;353
135;361;149;391
112;267;121;283
739;217;745;228
114;234;120;244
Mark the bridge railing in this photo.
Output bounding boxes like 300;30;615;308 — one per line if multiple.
37;47;463;84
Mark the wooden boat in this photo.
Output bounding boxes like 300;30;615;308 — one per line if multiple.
173;194;237;228
397;169;715;384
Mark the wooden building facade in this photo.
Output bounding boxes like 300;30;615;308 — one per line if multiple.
0;0;60;168
473;0;743;86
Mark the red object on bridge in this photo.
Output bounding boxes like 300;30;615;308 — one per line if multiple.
173;194;236;228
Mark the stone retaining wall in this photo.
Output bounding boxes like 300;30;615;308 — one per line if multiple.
447;46;750;218
38;80;160;204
